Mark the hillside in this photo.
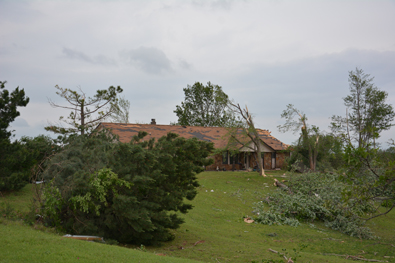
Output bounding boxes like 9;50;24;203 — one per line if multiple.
1;171;394;262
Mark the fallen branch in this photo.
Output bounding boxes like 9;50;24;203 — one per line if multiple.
273;179;292;194
268;248;288;261
323;253;388;262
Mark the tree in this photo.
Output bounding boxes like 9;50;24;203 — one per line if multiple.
0;81;29;140
0;81;30;191
19;135;62;181
331;68;395;149
41;131;214;245
228;103;266;176
278;104;320;172
285;133;344;172
174;82;239;127
330;69;395;222
45;85;123;135
107;96;130;123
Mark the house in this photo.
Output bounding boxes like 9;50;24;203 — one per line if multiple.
97;120;290;171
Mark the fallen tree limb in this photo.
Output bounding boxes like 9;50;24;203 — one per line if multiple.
273;179;292;194
268;248;291;262
322;253;388;262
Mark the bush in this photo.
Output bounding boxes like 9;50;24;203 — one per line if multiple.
41;131;214;245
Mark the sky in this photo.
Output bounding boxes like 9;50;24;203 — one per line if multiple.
1;0;395;147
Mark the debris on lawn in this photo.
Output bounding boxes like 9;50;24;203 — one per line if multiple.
268;248;294;262
244;217;254;223
322;253;389;262
193;240;205;246
63;234;104;242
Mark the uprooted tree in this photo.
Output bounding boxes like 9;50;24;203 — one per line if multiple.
45;85;123;135
41;131;214;245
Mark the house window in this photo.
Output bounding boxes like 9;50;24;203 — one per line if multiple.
222;151;228;164
230;153;239;164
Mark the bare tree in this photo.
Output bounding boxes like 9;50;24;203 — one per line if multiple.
229;102;266;176
46;85;123;135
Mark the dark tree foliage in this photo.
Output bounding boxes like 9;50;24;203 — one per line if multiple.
0;135;61;191
42;131;214;245
174;82;239;127
0;81;30;191
0;140;32;191
0;81;29;140
19;135;62;181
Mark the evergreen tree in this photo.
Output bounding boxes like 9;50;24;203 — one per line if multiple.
0;81;30;191
42;131;214;244
46;85;123;135
0;81;29;140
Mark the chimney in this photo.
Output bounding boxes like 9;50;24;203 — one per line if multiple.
151;119;156;125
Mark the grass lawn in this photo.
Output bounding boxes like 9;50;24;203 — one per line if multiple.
1;170;394;262
145;170;395;262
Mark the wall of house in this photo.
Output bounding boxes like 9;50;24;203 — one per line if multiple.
205;155;241;171
205;151;290;171
276;152;290;169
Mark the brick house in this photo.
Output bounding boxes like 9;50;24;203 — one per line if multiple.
97;120;290;171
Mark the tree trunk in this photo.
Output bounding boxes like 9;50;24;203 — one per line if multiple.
80;101;85;135
255;138;266;176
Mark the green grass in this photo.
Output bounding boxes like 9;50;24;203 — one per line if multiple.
0;220;200;263
145;171;395;262
1;171;394;263
0;184;33;213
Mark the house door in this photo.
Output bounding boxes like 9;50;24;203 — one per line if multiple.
271;152;276;169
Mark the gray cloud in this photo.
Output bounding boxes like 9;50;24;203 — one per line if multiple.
191;0;238;10
62;48;117;66
121;47;172;74
178;59;192;70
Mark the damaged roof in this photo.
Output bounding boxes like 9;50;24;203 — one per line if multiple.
97;122;289;151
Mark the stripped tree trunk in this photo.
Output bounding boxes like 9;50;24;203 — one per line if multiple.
230;103;266;177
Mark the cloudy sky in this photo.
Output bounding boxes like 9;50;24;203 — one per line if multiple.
1;0;395;147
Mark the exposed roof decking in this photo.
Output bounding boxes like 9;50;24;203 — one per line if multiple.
98;123;289;151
